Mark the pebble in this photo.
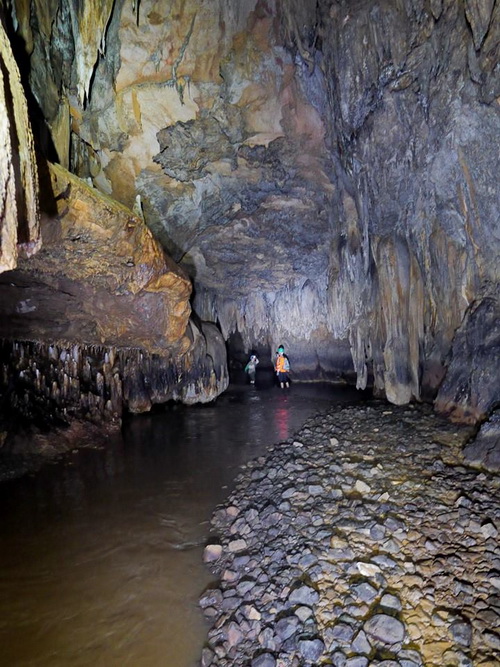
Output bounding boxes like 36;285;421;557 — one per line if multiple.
203;544;223;562
200;402;498;665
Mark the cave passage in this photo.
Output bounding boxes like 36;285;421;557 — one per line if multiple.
0;382;362;666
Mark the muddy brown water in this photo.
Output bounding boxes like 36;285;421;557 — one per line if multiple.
0;381;366;666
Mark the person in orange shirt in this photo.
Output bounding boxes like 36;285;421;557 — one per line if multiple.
275;345;290;389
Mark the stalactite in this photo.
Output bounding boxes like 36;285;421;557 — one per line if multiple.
0;326;229;425
67;0;116;106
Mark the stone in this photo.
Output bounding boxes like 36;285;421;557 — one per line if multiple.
228;538;248;553
380;594;402;611
237;579;257;595
241;605;262;621
297;637;325;662
351;630;371;655
288;585;319;606
200;647;215;667
275;616;299;641
331;651;347;666
203;544;222;563
354;480;371;494
200;588;223;609
352;581;379;603
295;605;314;622
363;614;405;645
328;623;355;643
450;620;472;647
356;562;382;578
194;402;500;666
435;300;500;424
251;653;277;667
462;411;500;472
483;631;500;650
226;621;244;648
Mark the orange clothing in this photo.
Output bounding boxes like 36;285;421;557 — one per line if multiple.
275;354;289;373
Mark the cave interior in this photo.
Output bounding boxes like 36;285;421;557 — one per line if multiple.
0;0;498;455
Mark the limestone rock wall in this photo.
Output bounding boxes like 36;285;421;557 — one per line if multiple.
0;11;40;272
434;297;500;424
0;161;193;352
8;0;500;421
313;0;499;415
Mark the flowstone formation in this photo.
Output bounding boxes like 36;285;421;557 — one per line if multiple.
201;403;500;666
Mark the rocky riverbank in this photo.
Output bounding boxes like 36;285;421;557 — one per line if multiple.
200;401;500;666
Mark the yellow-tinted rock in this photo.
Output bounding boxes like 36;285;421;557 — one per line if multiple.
0;19;40;273
0;162;191;354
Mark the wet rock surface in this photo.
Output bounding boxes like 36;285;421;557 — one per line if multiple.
463;410;500;474
201;402;500;666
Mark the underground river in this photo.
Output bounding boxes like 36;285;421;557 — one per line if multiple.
0;380;366;667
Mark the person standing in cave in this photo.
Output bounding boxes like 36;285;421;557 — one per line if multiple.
244;353;259;384
275;345;290;389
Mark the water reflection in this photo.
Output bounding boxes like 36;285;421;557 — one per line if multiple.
0;383;366;666
274;395;291;441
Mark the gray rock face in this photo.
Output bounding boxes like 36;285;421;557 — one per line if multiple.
435;298;500;424
4;0;500;416
363;614;405;645
462;409;500;472
0;17;40;271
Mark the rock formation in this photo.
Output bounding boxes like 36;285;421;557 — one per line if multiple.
0;3;229;425
201;402;499;666
0;161;228;421
1;0;499;428
0;14;40;272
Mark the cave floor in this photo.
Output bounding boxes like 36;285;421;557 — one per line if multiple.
202;401;500;666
